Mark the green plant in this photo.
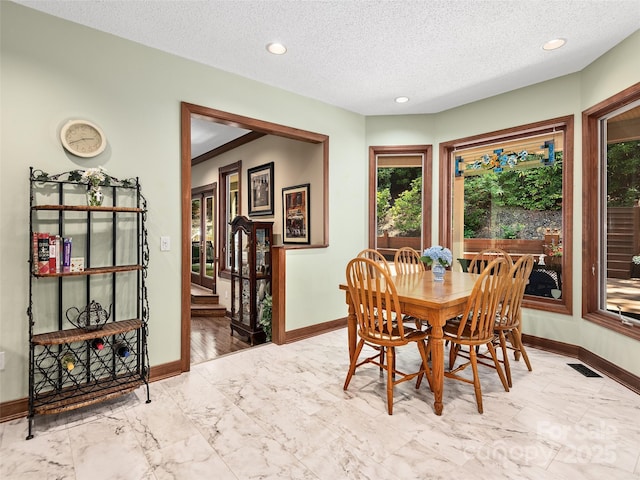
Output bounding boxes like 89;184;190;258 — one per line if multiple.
388;176;422;236
500;223;524;239
258;294;272;341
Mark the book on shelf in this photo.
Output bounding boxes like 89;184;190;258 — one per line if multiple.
48;236;56;273
37;233;49;275
32;233;72;275
62;237;72;273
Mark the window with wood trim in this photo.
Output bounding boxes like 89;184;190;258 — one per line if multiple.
439;116;573;315
583;83;640;339
368;145;432;259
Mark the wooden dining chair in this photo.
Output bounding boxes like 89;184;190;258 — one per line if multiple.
468;248;513;274
357;248;392;275
438;257;510;413
344;257;433;415
493;254;535;387
394;247;425;274
356;249;393;369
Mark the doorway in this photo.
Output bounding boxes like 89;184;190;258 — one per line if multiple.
181;101;329;372
191;184;216;290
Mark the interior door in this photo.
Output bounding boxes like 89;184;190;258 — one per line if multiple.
191;184;216;290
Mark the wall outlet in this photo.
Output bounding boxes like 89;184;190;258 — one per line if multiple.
0;351;5;371
160;236;170;251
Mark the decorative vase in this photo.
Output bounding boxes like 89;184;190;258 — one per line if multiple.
87;185;104;206
432;264;446;282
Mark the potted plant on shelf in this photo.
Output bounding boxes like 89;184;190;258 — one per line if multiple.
258;294;272;341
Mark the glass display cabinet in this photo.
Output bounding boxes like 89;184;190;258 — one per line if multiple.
229;215;273;345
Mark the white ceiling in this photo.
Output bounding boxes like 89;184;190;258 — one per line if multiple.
14;0;640;117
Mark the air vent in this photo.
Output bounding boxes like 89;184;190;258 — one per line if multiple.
568;363;602;377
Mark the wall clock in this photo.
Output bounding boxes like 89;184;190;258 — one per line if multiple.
60;119;107;158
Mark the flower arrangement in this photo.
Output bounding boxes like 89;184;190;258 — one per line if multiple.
547;243;563;257
632;255;640;265
420;245;453;267
81;166;107;187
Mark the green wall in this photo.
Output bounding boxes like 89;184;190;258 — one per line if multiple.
1;2;638;405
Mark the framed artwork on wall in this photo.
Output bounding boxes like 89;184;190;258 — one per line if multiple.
248;162;274;216
282;183;310;244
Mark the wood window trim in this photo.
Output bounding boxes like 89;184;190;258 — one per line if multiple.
582;82;640;341
368;145;433;250
218;161;241;279
439;116;574;315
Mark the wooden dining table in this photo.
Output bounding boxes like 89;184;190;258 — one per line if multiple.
339;270;479;415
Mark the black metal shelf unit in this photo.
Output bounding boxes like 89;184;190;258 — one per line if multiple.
26;168;150;439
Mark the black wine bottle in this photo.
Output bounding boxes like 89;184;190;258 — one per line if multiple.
115;342;130;358
91;338;105;350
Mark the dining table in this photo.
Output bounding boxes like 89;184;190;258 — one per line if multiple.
339;269;479;415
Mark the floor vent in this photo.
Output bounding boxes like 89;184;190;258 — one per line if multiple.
568;363;602;378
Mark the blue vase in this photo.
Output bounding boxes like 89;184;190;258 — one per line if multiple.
432;264;446;282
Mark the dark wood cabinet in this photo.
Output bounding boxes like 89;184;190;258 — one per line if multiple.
27;168;150;439
229;216;273;345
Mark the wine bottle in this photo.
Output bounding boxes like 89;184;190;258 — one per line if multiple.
61;352;75;372
115;342;130;358
91;338;105;350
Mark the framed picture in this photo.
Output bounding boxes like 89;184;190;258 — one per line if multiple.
282;183;310;244
247;162;274;216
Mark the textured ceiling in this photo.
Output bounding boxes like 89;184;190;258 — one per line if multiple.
14;0;640;116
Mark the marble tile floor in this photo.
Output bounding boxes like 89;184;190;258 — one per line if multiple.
1;328;639;480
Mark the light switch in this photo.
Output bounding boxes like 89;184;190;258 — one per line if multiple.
160;236;170;251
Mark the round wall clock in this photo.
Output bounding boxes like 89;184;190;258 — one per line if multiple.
60;119;107;158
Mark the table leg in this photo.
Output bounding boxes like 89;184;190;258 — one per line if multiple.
430;323;444;415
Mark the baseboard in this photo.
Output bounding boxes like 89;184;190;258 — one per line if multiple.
0;397;29;423
149;360;182;382
0;360;184;423
522;333;640;394
283;318;347;343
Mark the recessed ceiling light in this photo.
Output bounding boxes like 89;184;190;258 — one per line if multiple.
266;42;287;55
542;38;566;51
395;96;409;104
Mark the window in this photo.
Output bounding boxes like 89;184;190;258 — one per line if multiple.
368;145;432;258
219;161;240;277
440;116;573;314
583;83;640;339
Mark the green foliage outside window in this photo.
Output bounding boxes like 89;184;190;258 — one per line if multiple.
377;167;422;237
607;141;640;207
463;154;563;238
388;176;422;236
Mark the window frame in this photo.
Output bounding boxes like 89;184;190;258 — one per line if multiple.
218;160;241;278
368;145;432;252
582;82;640;340
439;116;574;315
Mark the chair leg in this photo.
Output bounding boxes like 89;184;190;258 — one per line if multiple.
343;339;365;390
469;348;483;414
449;342;460;370
498;331;512;388
386;347;395;415
512;329;532;372
486;341;509;392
